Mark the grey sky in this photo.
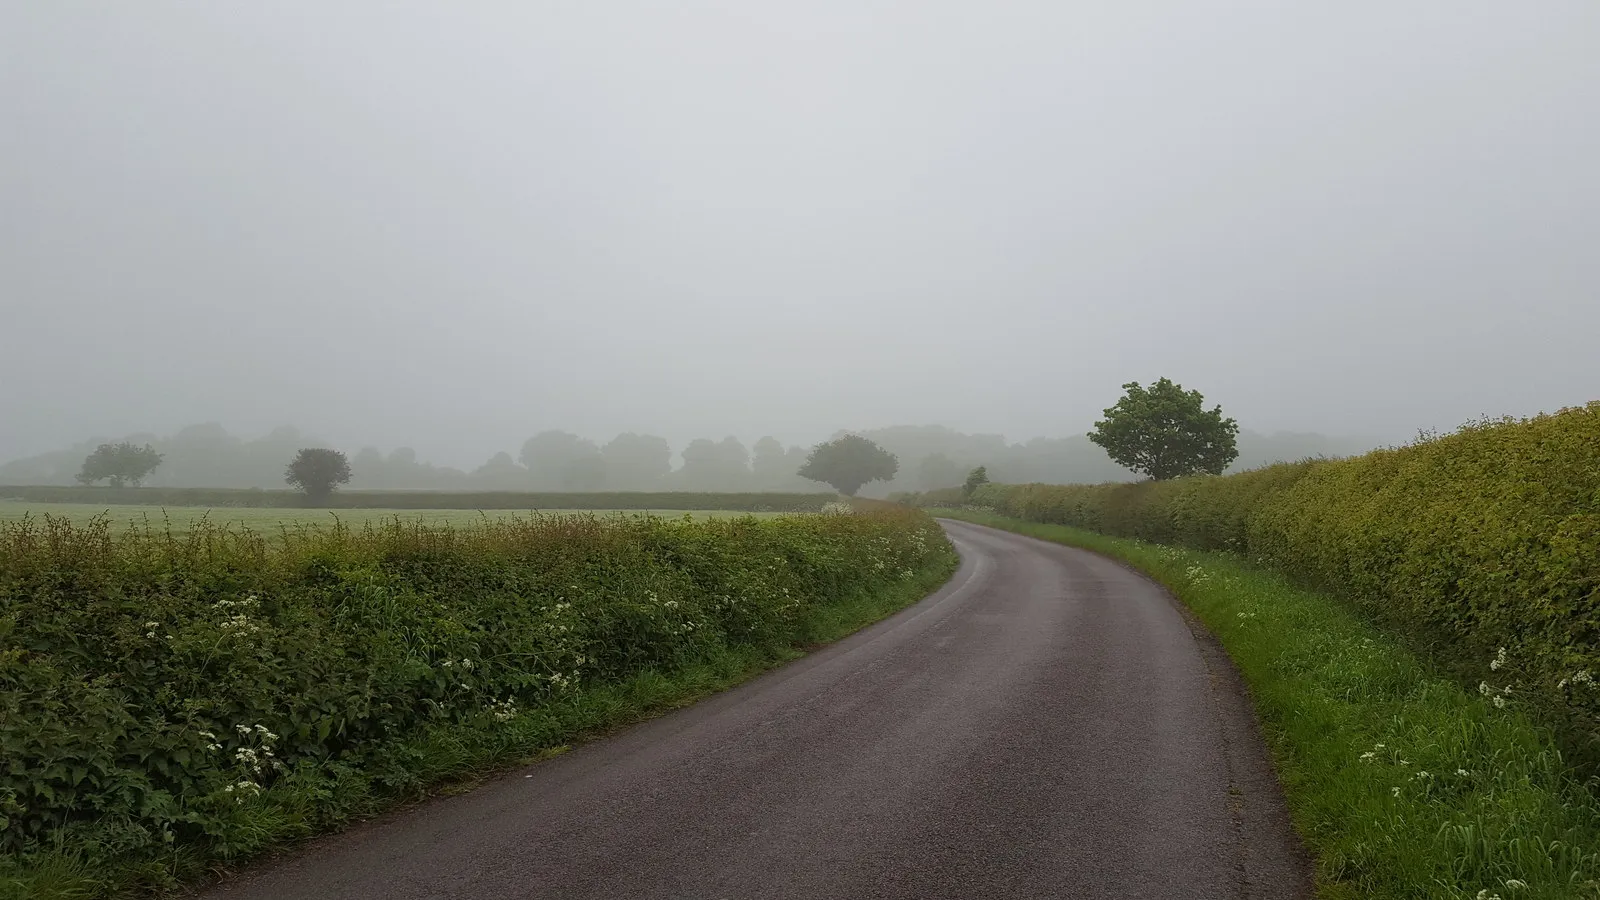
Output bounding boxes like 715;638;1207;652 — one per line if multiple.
3;2;1597;468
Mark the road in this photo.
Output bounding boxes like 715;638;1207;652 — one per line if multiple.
203;519;1311;900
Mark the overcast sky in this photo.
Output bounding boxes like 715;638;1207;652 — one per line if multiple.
3;2;1596;467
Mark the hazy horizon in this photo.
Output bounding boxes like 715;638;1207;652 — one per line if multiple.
5;3;1597;467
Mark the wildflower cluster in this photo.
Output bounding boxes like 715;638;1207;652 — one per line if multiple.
215;595;264;637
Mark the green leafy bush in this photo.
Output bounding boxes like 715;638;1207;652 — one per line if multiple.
961;403;1600;762
0;487;837;512
0;507;951;885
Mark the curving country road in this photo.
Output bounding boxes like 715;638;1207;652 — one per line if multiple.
204;520;1311;900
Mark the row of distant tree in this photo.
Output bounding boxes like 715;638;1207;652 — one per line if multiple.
69;435;912;501
1;406;1376;497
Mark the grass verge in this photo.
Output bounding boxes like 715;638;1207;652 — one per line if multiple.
937;509;1600;900
4;554;958;900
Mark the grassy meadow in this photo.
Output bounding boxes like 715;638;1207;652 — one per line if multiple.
0;501;788;534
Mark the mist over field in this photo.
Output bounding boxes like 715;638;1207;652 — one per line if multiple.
3;2;1597;475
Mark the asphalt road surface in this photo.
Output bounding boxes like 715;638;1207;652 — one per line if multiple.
204;519;1311;900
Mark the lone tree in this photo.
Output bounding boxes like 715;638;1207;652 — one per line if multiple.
797;435;898;496
285;448;352;503
963;465;990;497
76;442;164;487
1088;378;1239;480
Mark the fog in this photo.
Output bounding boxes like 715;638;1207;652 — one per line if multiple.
3;2;1597;472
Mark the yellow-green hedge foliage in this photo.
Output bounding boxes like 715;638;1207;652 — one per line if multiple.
973;404;1600;754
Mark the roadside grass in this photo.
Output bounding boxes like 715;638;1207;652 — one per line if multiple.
0;501;789;534
936;510;1600;900
3;545;958;900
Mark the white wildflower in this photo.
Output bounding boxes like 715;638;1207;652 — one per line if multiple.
1391;786;1401;798
1490;647;1507;672
1493;695;1508;709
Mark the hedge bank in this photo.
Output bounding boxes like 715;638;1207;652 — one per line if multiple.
0;507;954;896
937;404;1600;760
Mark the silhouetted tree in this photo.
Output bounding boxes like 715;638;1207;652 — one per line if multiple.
76;442;163;487
471;451;528;490
798;435;898;496
601;433;672;490
914;452;966;491
678;436;750;491
750;436;790;490
1089;378;1239;480
519;431;602;490
963;465;989;497
285;448;352;503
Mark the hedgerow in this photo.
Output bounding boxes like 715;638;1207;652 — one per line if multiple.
949;404;1600;764
0;507;953;894
0;487;837;511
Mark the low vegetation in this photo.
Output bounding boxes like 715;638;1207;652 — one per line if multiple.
936;511;1600;899
0;502;794;534
0;505;956;898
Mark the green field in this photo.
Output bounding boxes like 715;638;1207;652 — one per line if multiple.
0;501;789;533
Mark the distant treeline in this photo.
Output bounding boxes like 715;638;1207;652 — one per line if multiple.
0;486;836;512
0;422;1375;497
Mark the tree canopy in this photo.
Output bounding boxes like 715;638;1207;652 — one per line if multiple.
285;448;352;502
1088;378;1239;480
797;435;898;496
75;442;163;487
963;465;990;496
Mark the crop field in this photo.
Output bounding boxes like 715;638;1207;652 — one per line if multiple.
0;501;791;533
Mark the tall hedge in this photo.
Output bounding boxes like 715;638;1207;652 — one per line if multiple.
966;404;1600;755
0;507;951;877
